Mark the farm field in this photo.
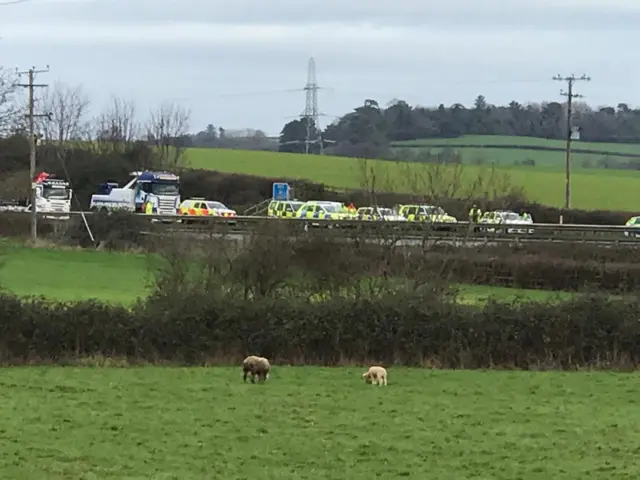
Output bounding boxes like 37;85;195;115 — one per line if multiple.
394;134;640;155
185;147;640;211
0;244;572;305
0;244;153;304
396;146;620;169
0;367;638;479
392;135;640;169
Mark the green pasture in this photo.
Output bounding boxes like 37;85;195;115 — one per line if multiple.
397;146;621;169
0;245;153;304
392;135;640;169
0;367;637;478
394;134;640;155
185;147;640;211
0;245;572;305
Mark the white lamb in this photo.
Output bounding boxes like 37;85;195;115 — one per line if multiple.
362;365;387;386
242;355;271;384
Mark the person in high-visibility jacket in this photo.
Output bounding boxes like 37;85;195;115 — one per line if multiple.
468;204;481;223
145;199;153;215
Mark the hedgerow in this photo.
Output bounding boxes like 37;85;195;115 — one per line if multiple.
0;292;638;368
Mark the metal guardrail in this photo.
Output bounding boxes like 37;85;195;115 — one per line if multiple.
1;210;639;244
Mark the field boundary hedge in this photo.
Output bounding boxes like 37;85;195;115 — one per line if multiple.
390;142;640;159
0;293;639;369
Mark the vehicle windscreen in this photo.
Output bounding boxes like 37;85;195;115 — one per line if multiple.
206;201;227;210
43;187;70;200
378;208;392;216
504;212;521;221
322;204;340;213
422;206;444;215
151;182;180;196
291;202;303;211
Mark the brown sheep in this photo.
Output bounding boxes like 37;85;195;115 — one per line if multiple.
242;355;271;384
362;365;387;386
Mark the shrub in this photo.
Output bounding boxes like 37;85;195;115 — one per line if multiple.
0;292;639;368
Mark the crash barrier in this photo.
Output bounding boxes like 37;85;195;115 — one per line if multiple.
0;210;638;244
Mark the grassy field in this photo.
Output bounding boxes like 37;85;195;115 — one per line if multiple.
395;134;640;155
0;366;638;478
391;135;640;169
185;147;640;211
0;244;153;304
0;245;572;305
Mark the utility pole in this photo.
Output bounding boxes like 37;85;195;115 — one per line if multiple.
553;74;590;213
16;66;50;242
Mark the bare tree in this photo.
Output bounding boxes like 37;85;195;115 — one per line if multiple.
145;101;191;169
37;82;90;143
91;96;138;153
357;157;398;205
0;67;19;135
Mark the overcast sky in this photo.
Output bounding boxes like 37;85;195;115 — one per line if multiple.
0;0;638;136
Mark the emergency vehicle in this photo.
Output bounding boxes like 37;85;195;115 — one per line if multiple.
179;198;237;224
479;210;534;234
267;200;304;218
90;171;180;215
0;172;72;218
398;205;458;229
624;216;640;238
356;206;406;222
32;172;72;217
295;201;354;227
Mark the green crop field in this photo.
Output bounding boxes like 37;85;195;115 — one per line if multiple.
0;367;637;478
0;244;571;305
185;147;640;211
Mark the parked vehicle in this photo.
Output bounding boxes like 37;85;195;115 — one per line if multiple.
624;216;640;238
90;171;180;216
480;210;534;234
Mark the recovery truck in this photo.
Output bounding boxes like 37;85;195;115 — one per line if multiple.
0;172;72;219
89;171;181;216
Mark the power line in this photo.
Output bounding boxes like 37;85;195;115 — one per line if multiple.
16;65;51;242
553;73;590;214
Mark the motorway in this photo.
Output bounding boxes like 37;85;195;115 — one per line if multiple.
4;210;640;247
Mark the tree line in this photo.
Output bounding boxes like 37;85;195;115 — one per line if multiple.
5;65;640;160
278;96;640;159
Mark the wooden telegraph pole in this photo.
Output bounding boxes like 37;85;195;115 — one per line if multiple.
552;74;590;214
16;66;51;242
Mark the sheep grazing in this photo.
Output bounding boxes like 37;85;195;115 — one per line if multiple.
362;365;387;386
242;355;271;384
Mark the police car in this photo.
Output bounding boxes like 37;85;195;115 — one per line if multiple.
356;206;406;222
479;210;534;234
295;201;355;228
179;198;237;224
398;204;457;230
267;200;304;218
624;216;640;238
